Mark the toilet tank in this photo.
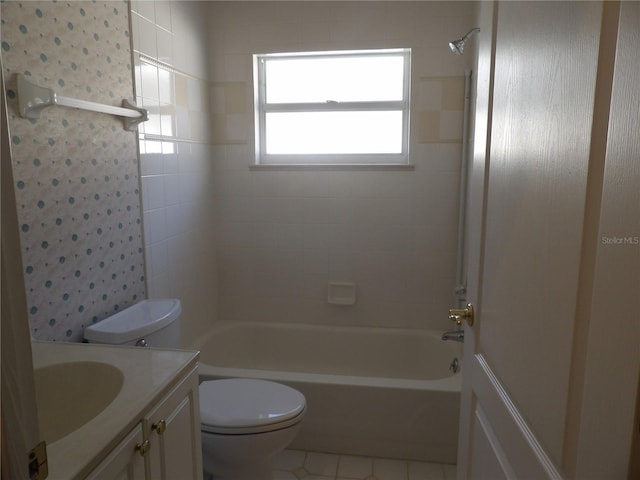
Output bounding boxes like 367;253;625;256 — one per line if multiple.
84;299;182;348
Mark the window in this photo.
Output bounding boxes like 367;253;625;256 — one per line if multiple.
254;49;411;165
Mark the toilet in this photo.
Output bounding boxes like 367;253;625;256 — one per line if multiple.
84;299;306;480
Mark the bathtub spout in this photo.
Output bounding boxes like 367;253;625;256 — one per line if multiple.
442;330;464;342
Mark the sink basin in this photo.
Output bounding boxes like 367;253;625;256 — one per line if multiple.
34;361;124;443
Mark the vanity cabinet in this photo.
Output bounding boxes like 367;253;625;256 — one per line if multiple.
86;424;146;480
145;364;202;480
87;364;202;480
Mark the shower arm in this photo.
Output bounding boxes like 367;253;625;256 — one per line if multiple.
449;27;481;55
461;27;480;42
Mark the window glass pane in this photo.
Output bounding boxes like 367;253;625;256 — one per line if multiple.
265;55;405;104
265;111;403;155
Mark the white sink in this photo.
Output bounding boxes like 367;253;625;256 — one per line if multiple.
33;361;124;443
30;341;199;479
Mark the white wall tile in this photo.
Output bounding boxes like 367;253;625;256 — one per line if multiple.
276;224;306;250
163;152;179;174
137;16;158;58
140;63;160;101
143;104;162;136
160;1;476;331
142;175;166;211
140;153;164;176
156;27;173;65
154;1;172;32
172;33;188;72
148;240;169;276
175;106;191;139
218;222;255;249
162;175;180;206
223;54;252;82
187;78;203;111
143;208;167;246
301;197;332;224
134;0;218;349
147;271;170;299
131;12;143;56
303;224;329;250
328;249;357;280
158;67;174;104
136;0;155;22
164;204;182;238
226;113;249;142
303;249;329;276
213;170;252;198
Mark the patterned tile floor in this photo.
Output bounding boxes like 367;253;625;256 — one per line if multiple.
274;450;457;480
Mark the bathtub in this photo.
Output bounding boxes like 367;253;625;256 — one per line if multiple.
193;322;462;463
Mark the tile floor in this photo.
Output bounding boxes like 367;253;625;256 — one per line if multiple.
274;450;457;480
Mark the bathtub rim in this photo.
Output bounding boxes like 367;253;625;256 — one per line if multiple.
192;322;463;393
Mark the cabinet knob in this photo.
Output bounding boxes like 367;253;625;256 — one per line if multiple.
135;440;151;457
152;419;167;435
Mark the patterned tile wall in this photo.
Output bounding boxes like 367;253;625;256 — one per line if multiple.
1;1;145;341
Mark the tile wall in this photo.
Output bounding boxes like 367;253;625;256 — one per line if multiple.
207;2;476;331
130;0;217;346
0;0;475;341
1;1;145;341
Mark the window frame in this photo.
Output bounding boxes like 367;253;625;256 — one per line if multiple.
253;48;411;166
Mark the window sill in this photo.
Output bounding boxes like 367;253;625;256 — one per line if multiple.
249;164;415;172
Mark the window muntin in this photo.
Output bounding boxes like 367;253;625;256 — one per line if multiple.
254;49;411;165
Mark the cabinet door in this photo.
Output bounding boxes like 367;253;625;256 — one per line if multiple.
87;424;147;480
146;366;202;480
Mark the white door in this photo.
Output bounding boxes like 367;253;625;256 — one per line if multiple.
1;65;42;480
457;1;640;479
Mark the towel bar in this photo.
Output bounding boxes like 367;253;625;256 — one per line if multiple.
16;74;148;131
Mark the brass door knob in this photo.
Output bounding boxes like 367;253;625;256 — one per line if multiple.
449;303;474;327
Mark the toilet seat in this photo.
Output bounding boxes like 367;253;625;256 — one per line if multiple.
199;379;306;435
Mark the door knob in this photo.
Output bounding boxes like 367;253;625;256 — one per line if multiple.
449;303;474;327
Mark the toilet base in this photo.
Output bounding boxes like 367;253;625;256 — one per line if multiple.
201;422;303;480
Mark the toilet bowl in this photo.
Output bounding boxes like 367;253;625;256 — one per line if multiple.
84;299;306;480
199;378;306;480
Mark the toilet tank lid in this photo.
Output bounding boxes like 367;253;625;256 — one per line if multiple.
84;299;181;344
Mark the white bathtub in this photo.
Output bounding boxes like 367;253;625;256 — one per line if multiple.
193;322;462;463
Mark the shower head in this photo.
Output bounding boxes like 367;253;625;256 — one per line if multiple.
449;27;480;55
448;39;466;55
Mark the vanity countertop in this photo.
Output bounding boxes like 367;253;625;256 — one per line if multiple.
31;341;199;480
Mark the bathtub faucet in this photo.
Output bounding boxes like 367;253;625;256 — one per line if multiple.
442;330;464;343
